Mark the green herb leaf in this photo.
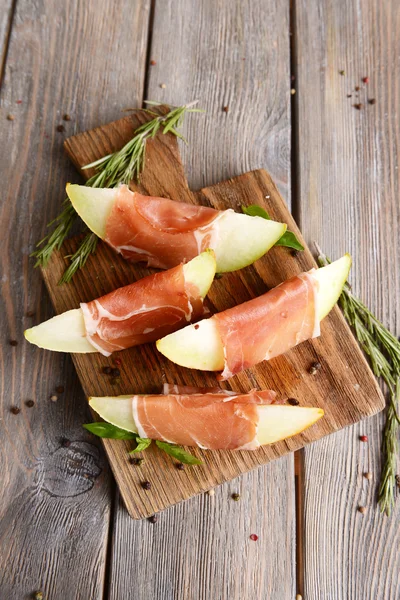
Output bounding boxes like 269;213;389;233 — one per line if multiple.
83;422;137;440
242;205;304;251
129;437;152;453
155;440;203;465
275;231;304;251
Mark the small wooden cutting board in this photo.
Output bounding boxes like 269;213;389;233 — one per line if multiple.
40;110;384;519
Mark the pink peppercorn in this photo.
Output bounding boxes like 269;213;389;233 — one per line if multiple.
360;435;368;442
250;534;258;541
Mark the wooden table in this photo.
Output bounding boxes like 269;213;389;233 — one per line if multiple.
1;1;399;598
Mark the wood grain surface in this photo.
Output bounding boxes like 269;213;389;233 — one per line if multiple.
41;101;382;521
0;0;151;598
294;0;400;598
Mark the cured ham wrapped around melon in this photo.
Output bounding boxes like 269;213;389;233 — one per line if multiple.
157;255;352;379
66;184;287;273
25;251;216;355
89;390;323;450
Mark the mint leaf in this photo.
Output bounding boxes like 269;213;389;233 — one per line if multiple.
129;437;152;453
155;440;203;465
83;422;137;440
242;204;304;252
275;231;304;251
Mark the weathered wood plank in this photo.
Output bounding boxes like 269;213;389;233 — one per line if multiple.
0;1;150;598
0;0;14;84
295;0;400;597
108;0;295;597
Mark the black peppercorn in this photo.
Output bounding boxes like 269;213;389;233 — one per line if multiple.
142;481;151;490
102;366;112;375
148;514;158;523
111;368;120;377
287;398;299;406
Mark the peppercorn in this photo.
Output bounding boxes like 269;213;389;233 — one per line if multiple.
111;377;121;385
287;398;299;406
63;114;71;121
309;361;321;375
55;385;64;394
339;70;345;75
111;368;120;377
362;76;369;84
176;463;185;470
290;88;296;95
249;534;258;541
102;366;112;375
368;98;376;105
150;60;157;66
130;457;144;466
25;400;35;408
222;106;229;112
291;250;299;258
33;592;43;600
7;114;15;121
364;472;372;480
194;324;200;330
360;435;368;442
148;514;158;523
358;506;367;514
231;493;240;501
347;94;352;98
9;339;18;346
56;124;65;132
113;358;122;366
10;406;21;415
50;395;58;402
296;595;303;600
353;103;363;110
160;83;166;89
355;86;360;91
60;437;71;448
207;489;215;496
142;481;151;490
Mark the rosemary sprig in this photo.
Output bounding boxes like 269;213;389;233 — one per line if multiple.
32;100;202;283
316;246;400;515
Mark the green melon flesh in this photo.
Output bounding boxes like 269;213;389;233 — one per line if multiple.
156;255;352;371
24;251;216;353
89;395;323;446
66;184;287;273
89;395;137;433
24;309;96;353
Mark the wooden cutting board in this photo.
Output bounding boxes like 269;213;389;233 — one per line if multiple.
41;109;385;519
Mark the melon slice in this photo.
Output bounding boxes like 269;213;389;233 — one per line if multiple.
66;184;287;273
24;250;216;353
89;395;324;446
156;255;352;371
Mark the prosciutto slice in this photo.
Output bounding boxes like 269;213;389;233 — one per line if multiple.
133;389;278;450
81;264;203;356
213;270;320;380
105;185;223;269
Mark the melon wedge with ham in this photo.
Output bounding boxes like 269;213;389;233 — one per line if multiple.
89;392;324;450
156;255;351;379
66;184;287;273
24;251;216;354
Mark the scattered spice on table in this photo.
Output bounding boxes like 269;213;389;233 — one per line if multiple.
56;124;65;133
207;489;215;497
50;394;58;402
368;98;376;105
353;103;363;110
16;99;22;104
296;595;303;600
25;400;35;408
63;113;71;121
160;83;166;89
33;591;43;600
102;366;112;375
359;435;368;442
287;397;299;406
142;481;151;490
355;86;360;92
9;340;18;346
26;310;36;317
130;457;144;466
362;76;369;84
111;377;121;385
10;406;20;415
194;324;200;330
364;472;372;480
249;534;258;541
231;493;240;501
111;368;120;377
113;358;122;366
290;88;296;95
148;515;158;523
150;60;157;66
347;94;352;98
60;437;71;448
358;506;367;514
222;106;229;112
55;385;64;394
176;462;185;470
291;250;299;258
309;361;321;375
339;70;345;75
7;114;15;121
